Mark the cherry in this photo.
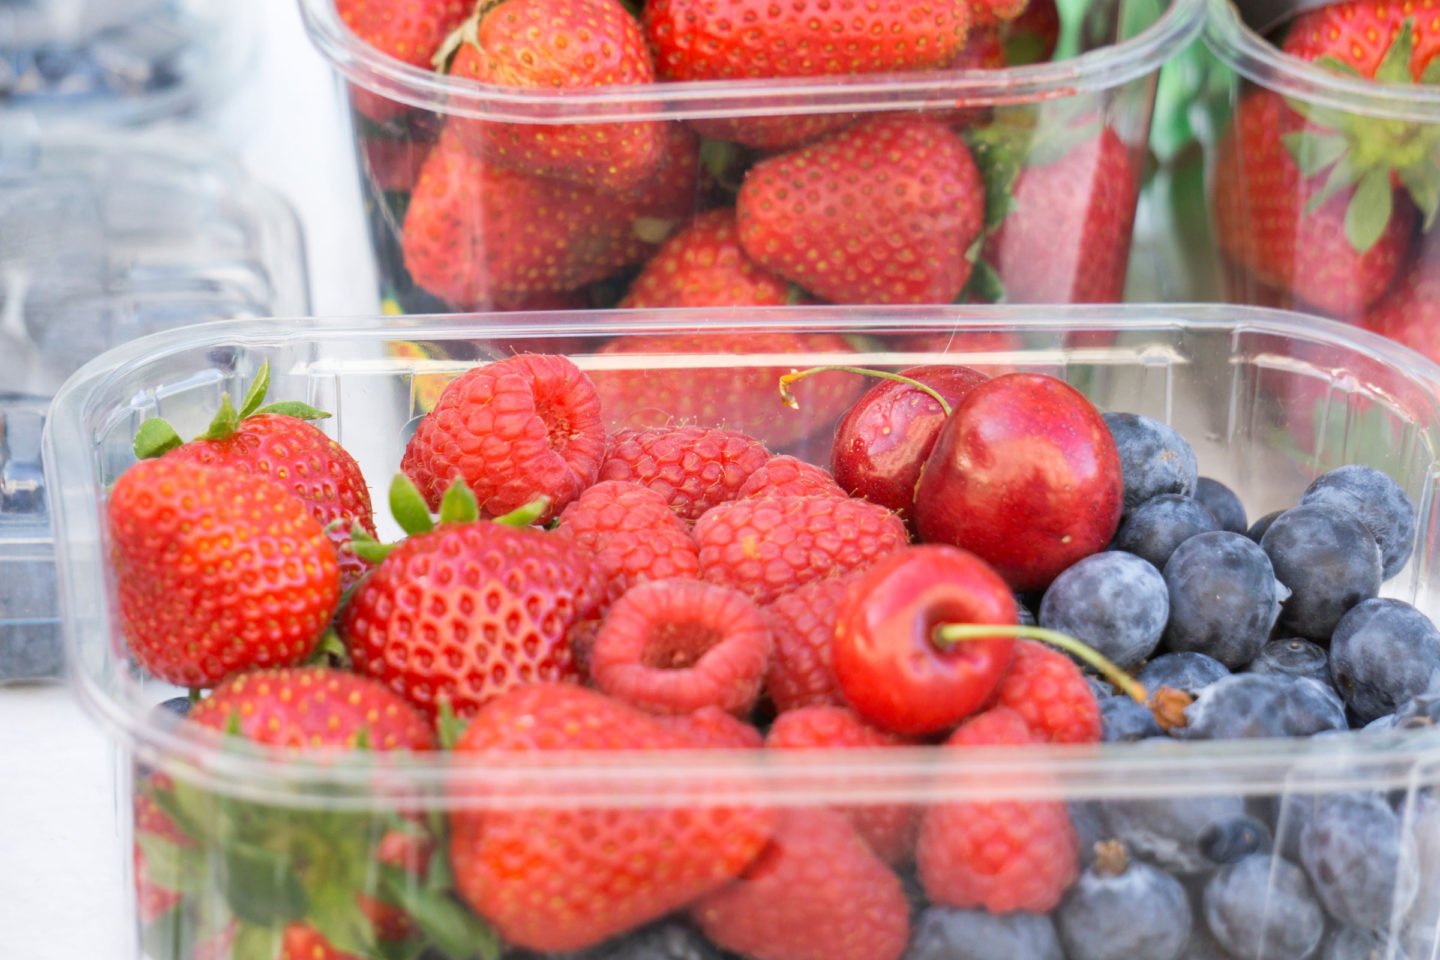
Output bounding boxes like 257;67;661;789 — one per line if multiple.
912;372;1123;593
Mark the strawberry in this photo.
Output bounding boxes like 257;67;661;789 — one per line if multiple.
401;124;698;309
1364;258;1440;362
969;0;1028;28
336;0;473;121
982;126;1139;303
108;458;340;688
282;925;357;960
1283;0;1440;80
137;362;376;592
445;0;665;191
737;118;985;305
620;209;795;309
692;809;910;960
1212;91;1415;319
449;684;777;952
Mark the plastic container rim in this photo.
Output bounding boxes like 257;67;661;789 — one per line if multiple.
47;303;1440;805
297;0;1204;122
1204;0;1440;122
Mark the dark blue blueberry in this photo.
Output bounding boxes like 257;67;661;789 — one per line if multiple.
1261;503;1382;640
1040;552;1169;669
1199;816;1272;866
1116;495;1220;571
545;921;732;959
1194;477;1248;535
1299;793;1419;932
1102;412;1200;513
1071;802;1109;867
1178;674;1347;740
1321;926;1409;960
1101;696;1163;742
1245;510;1283;545
1392;676;1440;730
1179;926;1236;959
1162;532;1287;669
1403;791;1440;958
905;906;1063;960
1138;652;1231;696
1247;639;1332;687
1016;602;1037;627
1102;796;1249;875
158;696;193;718
1087;675;1118;701
1330;598;1440;725
1302;465;1417;580
1057;841;1192;960
1203;854;1325;960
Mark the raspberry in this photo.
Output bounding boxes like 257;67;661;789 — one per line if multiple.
762;574;858;712
554;480;700;603
766;706;920;865
736;455;847;501
993;640;1102;744
401;353;606;522
589;579;773;716
599;425;770;521
917;707;1079;913
695;496;908;605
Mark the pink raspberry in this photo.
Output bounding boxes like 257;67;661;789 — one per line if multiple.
736;455;847;501
598;426;770;521
553;480;699;603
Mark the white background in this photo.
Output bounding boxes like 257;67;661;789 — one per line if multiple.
1;0;382;955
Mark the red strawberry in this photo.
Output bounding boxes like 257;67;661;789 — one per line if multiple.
766;707;920;864
1212;90;1415;319
984;127;1139;303
282;925;357;960
360;135;433;194
1364;259;1440;361
917;706;1078;912
735;455;847;501
694;495;908;604
553;480;701;603
659;705;766;747
1283;0;1440;80
692;809;910;960
336;0;473;121
969;0;1028;28
762;573;858;712
620;209;795;309
446;0;664;191
589;331;865;451
992;639;1101;744
597;426;771;522
108;459;340;688
450;684;777;952
401;353;607;522
737;118;985;305
343;519;605;719
401;125;698;309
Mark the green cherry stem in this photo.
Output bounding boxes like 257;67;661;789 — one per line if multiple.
778;366;954;416
934;623;1148;704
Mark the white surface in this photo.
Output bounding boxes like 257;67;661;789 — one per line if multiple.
0;1;382;956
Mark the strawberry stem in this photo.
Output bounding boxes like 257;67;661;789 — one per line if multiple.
778;366;953;416
933;623;1147;703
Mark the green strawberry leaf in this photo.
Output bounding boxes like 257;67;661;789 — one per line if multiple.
140;904;200;960
197;394;242;442
1304;152;1364;215
308;878;383;960
963;260;1006;304
390;474;436;537
1284;96;1350;134
252;400;332;421
493;497;550;528
436;700;468;752
133;418;184;459
1282;131;1348;179
307;628;352;669
232;922;284;960
1376;21;1416;86
1002;30;1050;66
381;866;501;960
1400;163;1440;231
351;525;394;565
1315;54;1365;78
222;842;309;926
237;361;272;420
633;217;678;245
137;832;208;891
1422;57;1440;84
965;130;1025;231
438;479;480;526
1344;168;1395;253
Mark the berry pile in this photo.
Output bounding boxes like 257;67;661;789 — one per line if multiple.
115;351;1438;960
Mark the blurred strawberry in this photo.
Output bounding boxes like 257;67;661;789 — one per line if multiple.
1283;0;1440;80
337;0;474;122
359;136;433;194
621;209;796;308
1363;259;1440;361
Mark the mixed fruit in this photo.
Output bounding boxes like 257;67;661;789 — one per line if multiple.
335;0;1143;316
117;346;1440;960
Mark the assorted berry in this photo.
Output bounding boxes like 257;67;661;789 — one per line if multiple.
108;349;1440;960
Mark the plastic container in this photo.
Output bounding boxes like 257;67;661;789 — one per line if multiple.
48;304;1440;960
0;124;308;685
299;0;1202;318
1202;0;1440;351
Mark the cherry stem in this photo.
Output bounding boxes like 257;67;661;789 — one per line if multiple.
778;366;953;416
934;623;1148;704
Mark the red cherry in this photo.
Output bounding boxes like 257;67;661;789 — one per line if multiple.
832;545;1018;736
912;373;1123;593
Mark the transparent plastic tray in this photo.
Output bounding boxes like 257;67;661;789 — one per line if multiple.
44;304;1440;960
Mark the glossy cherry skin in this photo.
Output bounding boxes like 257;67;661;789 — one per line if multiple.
831;365;988;522
912;373;1123;593
833;545;1017;736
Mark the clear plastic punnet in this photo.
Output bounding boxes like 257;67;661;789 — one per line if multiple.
46;304;1440;960
299;0;1203;319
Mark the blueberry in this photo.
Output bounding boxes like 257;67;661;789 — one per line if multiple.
548;921;731;960
1321;927;1409;960
1247;639;1331;687
905;907;1063;960
157;696;193;718
1016;602;1037;627
1301;465;1416;580
1178;674;1347;740
1390;675;1440;730
1162;532;1287;669
1138;653;1231;696
1179;926;1236;960
1261;503;1381;640
1329;599;1440;724
1087;675;1118;701
1103;412;1200;513
1199;816;1272;866
1071;803;1109;866
1194;477;1248;535
1404;791;1440;957
1245;510;1283;545
1101;696;1163;742
1057;841;1192;960
1102;795;1249;875
1203;854;1325;960
1040;552;1169;669
1299;793;1419;931
1116;495;1220;571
